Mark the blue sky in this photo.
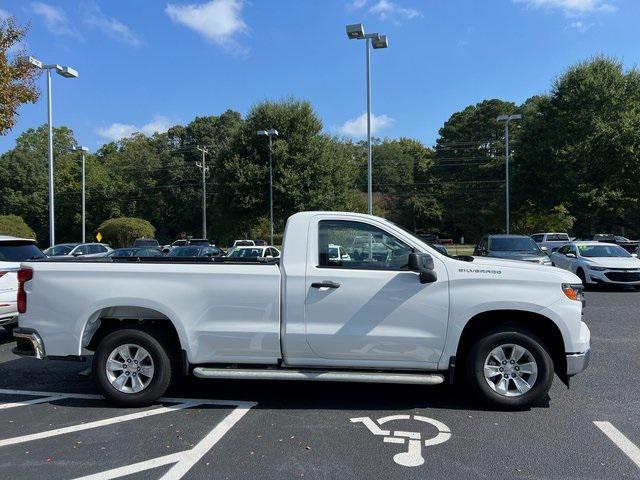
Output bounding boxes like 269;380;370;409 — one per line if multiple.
0;0;638;153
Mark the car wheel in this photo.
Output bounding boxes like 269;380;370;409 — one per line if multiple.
93;329;173;407
466;327;554;410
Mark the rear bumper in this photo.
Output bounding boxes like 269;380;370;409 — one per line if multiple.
566;348;591;376
12;328;46;360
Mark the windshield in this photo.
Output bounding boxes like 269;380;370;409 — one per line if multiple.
110;248;137;257
44;244;75;256
578;244;631;258
0;242;45;262
228;248;264;258
169;246;201;257
490;237;540;252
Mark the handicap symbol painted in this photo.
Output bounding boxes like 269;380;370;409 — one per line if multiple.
350;414;451;467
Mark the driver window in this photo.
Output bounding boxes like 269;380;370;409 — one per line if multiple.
318;220;412;270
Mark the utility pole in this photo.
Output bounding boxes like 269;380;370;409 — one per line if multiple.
196;146;209;239
72;146;89;242
256;129;279;246
496;114;522;234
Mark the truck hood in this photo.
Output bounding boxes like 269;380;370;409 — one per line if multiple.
470;256;579;283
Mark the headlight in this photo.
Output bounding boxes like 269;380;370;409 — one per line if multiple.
587;265;607;271
562;283;585;304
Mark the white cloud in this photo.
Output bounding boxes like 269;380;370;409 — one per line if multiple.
369;0;422;22
513;0;616;16
0;8;10;20
30;2;79;37
82;2;141;46
97;116;174;142
338;113;394;138
567;20;593;31
165;0;247;48
348;0;421;23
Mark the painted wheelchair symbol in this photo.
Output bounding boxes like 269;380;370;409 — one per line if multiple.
350;414;451;467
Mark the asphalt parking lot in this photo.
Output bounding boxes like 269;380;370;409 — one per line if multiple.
0;290;638;480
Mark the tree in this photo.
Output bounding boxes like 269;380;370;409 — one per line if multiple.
514;57;640;237
0;215;36;239
0;16;39;135
96;217;156;248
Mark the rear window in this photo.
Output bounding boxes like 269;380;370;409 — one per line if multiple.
0;242;45;262
548;234;570;241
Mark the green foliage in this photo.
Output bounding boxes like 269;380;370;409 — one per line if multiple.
0;214;36;239
512;204;576;234
96;217;156;248
0;16;40;135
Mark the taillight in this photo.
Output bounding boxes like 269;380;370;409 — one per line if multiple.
17;268;33;314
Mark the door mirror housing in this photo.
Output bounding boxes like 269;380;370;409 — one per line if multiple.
408;252;437;284
566;253;576;258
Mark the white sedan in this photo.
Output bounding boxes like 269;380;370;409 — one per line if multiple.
550;241;640;287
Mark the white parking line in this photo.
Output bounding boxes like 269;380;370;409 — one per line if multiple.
0;402;198;447
0;389;257;480
0;394;69;410
594;421;640;469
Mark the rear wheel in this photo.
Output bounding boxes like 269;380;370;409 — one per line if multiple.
93;329;173;407
466;327;554;409
576;268;587;285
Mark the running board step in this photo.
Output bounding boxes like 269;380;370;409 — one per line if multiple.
192;367;445;385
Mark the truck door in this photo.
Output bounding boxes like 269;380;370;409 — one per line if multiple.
303;218;449;368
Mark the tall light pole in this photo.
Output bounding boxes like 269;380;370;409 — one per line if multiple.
256;129;278;245
497;114;522;234
196;146;210;239
72;146;89;243
28;56;79;247
346;24;388;215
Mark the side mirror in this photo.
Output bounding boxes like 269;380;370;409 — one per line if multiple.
566;253;576;258
408;252;437;284
341;254;350;260
266;255;273;259
541;246;548;252
73;252;83;257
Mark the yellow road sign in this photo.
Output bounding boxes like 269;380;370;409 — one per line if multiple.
96;232;102;242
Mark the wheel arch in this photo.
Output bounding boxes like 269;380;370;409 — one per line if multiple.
455;309;567;378
80;305;187;371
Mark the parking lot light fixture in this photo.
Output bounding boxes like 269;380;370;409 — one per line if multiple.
28;55;79;247
496;114;522;235
346;24;388;215
72;146;89;243
257;129;279;246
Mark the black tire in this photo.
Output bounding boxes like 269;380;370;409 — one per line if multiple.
466;327;554;410
93;329;173;407
576;268;587;285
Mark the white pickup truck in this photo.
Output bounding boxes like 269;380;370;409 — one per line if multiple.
14;212;591;409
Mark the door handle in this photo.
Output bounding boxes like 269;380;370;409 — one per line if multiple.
311;281;341;289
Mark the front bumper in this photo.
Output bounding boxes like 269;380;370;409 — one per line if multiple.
566;348;591;376
12;328;46;360
586;269;640;285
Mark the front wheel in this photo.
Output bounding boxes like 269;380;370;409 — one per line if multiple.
466;327;554;409
93;329;173;407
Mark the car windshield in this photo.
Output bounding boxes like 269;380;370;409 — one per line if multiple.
329;247;339;257
110;248;137;257
228;248;263;258
0;242;45;262
44;245;75;256
490;237;540;252
168;246;201;257
578;244;631;258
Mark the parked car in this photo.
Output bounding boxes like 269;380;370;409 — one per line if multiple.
168;246;224;257
592;234;638;254
415;233;449;256
550;241;640;287
474;235;552;265
161;239;188;253
226;246;280;259
14;211;590;409
232;240;255;247
253;239;267;246
44;243;112;258
108;248;165;258
0;236;44;331
530;232;571;253
132;238;161;250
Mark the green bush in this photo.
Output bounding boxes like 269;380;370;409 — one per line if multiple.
97;217;156;248
0;215;36;240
